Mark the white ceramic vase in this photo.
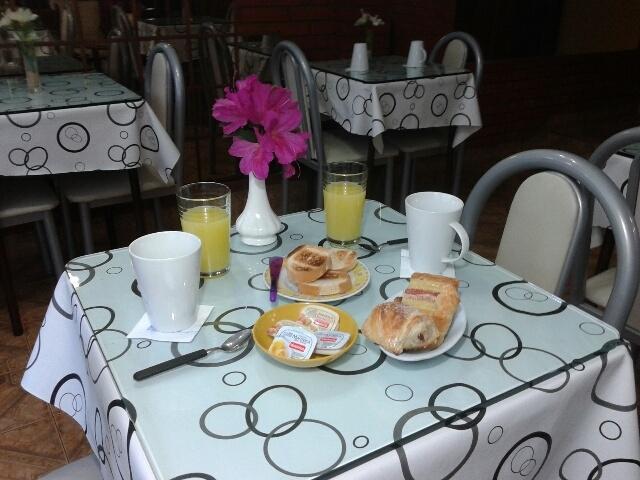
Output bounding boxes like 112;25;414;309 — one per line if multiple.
236;173;281;246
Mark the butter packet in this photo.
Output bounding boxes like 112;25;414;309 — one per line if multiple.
314;331;351;355
299;305;339;331
269;326;318;360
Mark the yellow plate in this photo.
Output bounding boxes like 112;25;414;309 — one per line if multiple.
252;303;359;368
263;261;370;303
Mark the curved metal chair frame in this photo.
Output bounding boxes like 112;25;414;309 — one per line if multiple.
461;149;640;332
430;31;484;90
144;42;186;187
270;41;327;211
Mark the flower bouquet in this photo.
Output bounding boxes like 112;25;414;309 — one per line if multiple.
354;9;384;58
212;75;309;245
0;7;40;92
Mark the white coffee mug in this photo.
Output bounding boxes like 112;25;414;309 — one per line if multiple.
405;192;469;274
406;40;427;67
129;231;201;332
350;43;369;72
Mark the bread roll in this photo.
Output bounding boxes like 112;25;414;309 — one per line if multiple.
401;273;459;345
297;271;352;296
362;302;440;354
328;248;357;273
285;245;330;283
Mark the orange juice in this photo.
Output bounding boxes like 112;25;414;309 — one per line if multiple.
180;205;230;275
323;181;366;244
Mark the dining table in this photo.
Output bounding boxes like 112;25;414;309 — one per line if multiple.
20;200;640;479
0;54;85;77
0;71;179;236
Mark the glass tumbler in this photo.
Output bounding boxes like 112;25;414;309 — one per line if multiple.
323;162;367;246
177;182;231;277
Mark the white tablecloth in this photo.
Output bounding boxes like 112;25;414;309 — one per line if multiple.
593;152;635;228
20;273;640;479
0;74;179;181
313;68;481;149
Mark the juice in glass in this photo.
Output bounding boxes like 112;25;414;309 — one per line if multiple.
324;181;366;244
323;162;367;246
177;182;231;277
180;206;230;276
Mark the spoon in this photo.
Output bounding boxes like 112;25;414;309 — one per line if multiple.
360;238;407;253
133;329;252;381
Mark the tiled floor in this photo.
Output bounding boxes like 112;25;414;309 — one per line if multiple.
1;106;639;478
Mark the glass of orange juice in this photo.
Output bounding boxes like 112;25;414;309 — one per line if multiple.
323;162;367;246
177;182;231;277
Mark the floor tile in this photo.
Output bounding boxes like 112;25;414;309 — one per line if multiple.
0;417;66;479
0;372;50;435
51;408;92;462
0;325;29;376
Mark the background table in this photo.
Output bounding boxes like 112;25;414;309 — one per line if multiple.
0;54;84;77
233;44;482;151
21;201;640;479
0;72;178;180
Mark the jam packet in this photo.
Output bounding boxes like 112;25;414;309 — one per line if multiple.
298;305;339;331
314;331;351;355
268;326;318;360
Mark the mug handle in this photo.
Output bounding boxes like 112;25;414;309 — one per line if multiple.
420;48;427;62
442;221;469;264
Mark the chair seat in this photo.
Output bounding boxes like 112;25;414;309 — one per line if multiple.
585;268;615;308
385;128;450;155
323;129;399;164
0;178;59;219
62;169;175;205
41;454;102;479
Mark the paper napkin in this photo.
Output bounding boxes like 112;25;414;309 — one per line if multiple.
400;249;456;279
127;305;214;343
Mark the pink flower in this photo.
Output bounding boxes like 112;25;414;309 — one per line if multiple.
228;129;273;180
212;75;309;179
262;110;309;167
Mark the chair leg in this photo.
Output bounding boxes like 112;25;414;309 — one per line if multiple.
59;194;75;259
384;159;393;207
0;230;22;335
153;198;164;230
34;221;53;276
104;209;117;248
451;143;465;197
78;203;95;254
42;213;65;277
400;152;412;213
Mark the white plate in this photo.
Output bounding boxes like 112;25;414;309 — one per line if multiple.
263;261;370;303
380;299;467;362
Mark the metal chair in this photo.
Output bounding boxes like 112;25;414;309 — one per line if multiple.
461;149;640;332
495;172;584;295
61;43;185;254
270;41;399;213
112;5;141;89
1;177;64;335
387;31;483;203
40;453;101;479
575;127;640;342
200;22;234;175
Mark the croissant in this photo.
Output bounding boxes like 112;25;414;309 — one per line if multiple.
362;302;440;355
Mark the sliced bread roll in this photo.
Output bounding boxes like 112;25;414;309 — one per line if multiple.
297;271;352;296
328;248;357;273
285;245;331;283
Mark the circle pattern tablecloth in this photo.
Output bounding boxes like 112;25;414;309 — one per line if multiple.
20;201;640;479
0;73;179;179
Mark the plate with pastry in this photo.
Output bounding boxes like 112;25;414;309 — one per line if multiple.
362;272;466;361
252;303;359;368
263;245;370;302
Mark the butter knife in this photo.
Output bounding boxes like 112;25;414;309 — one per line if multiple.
269;256;283;302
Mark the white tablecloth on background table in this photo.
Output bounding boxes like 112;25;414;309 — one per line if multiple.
0;74;179;181
593;152;634;228
20;202;640;479
138;20;199;61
